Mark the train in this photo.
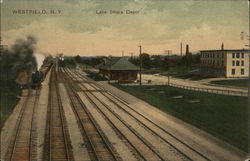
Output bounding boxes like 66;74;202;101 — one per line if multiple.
31;61;52;89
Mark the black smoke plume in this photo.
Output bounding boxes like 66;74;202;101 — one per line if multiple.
0;35;38;81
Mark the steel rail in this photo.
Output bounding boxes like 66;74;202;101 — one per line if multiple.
62;68;119;161
65;69;164;161
29;89;40;160
63;68;147;161
78;83;165;161
48;66;72;161
73;69;212;161
5;90;31;161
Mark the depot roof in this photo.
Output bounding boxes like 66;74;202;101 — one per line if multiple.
99;57;139;71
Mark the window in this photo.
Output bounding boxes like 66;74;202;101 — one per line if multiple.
221;60;224;66
236;53;240;58
232;61;235;66
232;69;235;75
241;53;244;58
232;53;235;58
236;61;240;66
242;61;244;66
241;69;244;75
222;53;224;58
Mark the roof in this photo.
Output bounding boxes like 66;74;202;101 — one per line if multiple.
200;49;250;53
99;57;139;71
15;71;29;85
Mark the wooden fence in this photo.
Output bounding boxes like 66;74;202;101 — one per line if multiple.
121;82;248;97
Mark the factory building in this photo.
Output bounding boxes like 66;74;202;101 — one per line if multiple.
200;44;249;78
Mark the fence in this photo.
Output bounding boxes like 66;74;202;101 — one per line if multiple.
121;82;248;97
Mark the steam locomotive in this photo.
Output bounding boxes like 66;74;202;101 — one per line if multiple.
31;62;52;88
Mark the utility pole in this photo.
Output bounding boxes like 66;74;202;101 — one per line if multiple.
139;45;142;85
244;1;250;98
165;50;172;85
246;35;250;98
248;0;250;145
248;0;250;99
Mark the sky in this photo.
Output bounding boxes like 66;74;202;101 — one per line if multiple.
1;0;249;56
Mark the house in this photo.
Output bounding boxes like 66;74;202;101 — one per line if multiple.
98;57;139;83
200;44;249;78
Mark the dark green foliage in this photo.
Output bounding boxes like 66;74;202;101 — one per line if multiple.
0;80;21;129
113;84;249;152
63;56;77;68
84;70;108;81
76;55;106;67
129;53;201;71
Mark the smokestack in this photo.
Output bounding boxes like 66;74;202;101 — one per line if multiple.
221;43;224;50
180;42;183;56
186;44;189;56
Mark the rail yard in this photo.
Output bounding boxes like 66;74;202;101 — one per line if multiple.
0;61;248;161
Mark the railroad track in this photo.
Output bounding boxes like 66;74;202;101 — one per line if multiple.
60;68;121;161
43;67;74;161
5;89;39;161
67;68;212;161
63;69;166;161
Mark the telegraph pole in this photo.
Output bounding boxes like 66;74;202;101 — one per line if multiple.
247;35;250;98
248;0;250;99
245;0;250;99
165;50;172;85
248;0;250;153
139;45;142;85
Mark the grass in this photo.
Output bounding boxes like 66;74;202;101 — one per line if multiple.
113;84;249;152
142;66;208;80
0;80;21;129
210;79;248;88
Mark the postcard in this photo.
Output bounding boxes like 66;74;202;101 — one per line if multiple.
1;0;249;161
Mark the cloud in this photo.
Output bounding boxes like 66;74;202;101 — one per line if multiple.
179;24;246;51
2;0;248;55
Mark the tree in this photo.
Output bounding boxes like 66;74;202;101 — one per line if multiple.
140;53;151;69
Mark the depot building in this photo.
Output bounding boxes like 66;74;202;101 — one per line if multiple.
98;57;139;83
